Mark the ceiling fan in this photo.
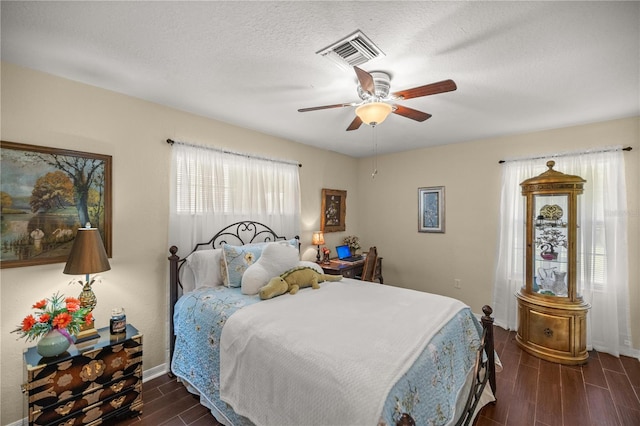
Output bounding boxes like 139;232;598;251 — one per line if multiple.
298;66;457;131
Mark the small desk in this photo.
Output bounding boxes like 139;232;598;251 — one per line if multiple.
320;256;383;283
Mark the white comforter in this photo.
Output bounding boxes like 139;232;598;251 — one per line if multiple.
219;279;466;426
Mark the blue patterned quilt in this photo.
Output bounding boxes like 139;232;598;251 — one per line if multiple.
172;285;486;426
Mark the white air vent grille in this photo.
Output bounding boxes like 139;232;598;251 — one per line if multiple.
317;30;385;70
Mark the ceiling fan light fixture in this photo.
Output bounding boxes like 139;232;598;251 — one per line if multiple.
355;102;392;126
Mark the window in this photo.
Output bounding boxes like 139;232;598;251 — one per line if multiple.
170;142;300;254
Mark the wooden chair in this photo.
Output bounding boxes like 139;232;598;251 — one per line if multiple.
360;246;378;282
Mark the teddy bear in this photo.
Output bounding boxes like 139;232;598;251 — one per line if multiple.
258;266;343;300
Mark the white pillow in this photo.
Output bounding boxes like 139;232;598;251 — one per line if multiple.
241;243;300;295
297;260;324;275
185;249;224;291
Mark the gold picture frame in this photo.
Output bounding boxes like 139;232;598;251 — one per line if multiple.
0;141;112;268
321;188;346;233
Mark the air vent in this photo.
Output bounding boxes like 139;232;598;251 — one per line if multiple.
317;30;385;70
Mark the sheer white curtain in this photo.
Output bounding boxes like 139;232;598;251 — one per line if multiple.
492;147;632;357
169;142;301;254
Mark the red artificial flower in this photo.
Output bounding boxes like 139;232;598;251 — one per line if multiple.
65;297;80;305
39;313;51;323
65;301;81;313
32;299;47;309
52;312;73;329
84;312;93;324
21;315;36;331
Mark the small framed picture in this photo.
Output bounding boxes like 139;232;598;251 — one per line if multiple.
321;188;346;233
418;186;445;233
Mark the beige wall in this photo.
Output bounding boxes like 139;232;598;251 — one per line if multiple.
0;63;359;424
356;116;639;347
1;62;638;424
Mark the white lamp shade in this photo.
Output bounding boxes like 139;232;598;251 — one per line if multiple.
355;102;393;125
311;231;325;245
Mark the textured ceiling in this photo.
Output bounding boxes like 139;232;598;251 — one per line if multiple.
1;1;639;157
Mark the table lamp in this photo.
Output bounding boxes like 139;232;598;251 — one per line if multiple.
63;224;111;342
311;231;325;263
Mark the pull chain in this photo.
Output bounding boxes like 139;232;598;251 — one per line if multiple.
371;125;378;178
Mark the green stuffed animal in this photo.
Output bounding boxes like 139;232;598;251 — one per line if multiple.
259;266;343;300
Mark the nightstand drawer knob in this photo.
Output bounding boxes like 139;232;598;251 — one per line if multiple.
544;328;554;337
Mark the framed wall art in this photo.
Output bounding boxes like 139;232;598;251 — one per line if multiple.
321;188;346;233
0;141;112;268
418;186;445;233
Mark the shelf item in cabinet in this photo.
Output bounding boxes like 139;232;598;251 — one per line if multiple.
536;266;567;296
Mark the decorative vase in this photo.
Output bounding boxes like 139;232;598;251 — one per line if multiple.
552;271;567;295
37;329;71;357
540;244;558;260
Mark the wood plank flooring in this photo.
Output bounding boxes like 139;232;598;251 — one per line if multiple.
106;326;640;425
476;327;640;426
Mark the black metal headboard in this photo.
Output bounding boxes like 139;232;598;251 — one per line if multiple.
167;221;299;367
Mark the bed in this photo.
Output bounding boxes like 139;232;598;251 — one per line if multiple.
168;221;497;426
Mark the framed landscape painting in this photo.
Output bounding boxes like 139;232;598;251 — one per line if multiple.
0;141;112;268
321;188;346;233
418;186;445;233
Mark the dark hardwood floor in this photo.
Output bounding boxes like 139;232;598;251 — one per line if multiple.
476;327;640;426
107;326;640;426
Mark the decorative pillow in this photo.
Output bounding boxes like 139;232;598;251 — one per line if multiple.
221;239;298;288
184;248;224;292
241;243;300;295
297;260;324;275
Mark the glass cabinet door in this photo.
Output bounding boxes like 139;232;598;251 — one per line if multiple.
532;194;568;297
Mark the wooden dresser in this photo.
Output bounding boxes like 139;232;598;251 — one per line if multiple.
23;324;143;425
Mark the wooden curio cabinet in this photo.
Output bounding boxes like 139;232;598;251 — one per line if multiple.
516;161;590;365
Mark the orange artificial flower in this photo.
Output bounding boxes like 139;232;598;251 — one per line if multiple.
84;312;93;324
52;312;73;329
65;301;81;313
12;292;92;342
21;314;36;332
32;299;47;309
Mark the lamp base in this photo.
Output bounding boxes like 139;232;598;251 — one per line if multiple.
74;320;100;343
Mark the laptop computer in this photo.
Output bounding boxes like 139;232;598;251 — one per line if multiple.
335;244;363;262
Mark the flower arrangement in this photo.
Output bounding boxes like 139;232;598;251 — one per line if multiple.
12;292;91;342
343;235;361;251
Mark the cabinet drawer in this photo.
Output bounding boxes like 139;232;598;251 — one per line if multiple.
30;375;141;425
51;382;142;426
528;310;570;352
341;269;357;278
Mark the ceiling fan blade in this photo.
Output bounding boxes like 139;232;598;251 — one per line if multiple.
346;116;363;131
392;105;432;122
354;66;376;96
298;103;354;112
391;79;457;100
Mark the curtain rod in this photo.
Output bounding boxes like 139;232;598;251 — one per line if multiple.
166;138;302;168
498;146;632;164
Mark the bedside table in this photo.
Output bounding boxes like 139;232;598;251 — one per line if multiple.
23;324;143;426
321;256;383;283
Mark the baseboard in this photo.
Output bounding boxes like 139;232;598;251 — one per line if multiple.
7;363;170;426
143;362;169;381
